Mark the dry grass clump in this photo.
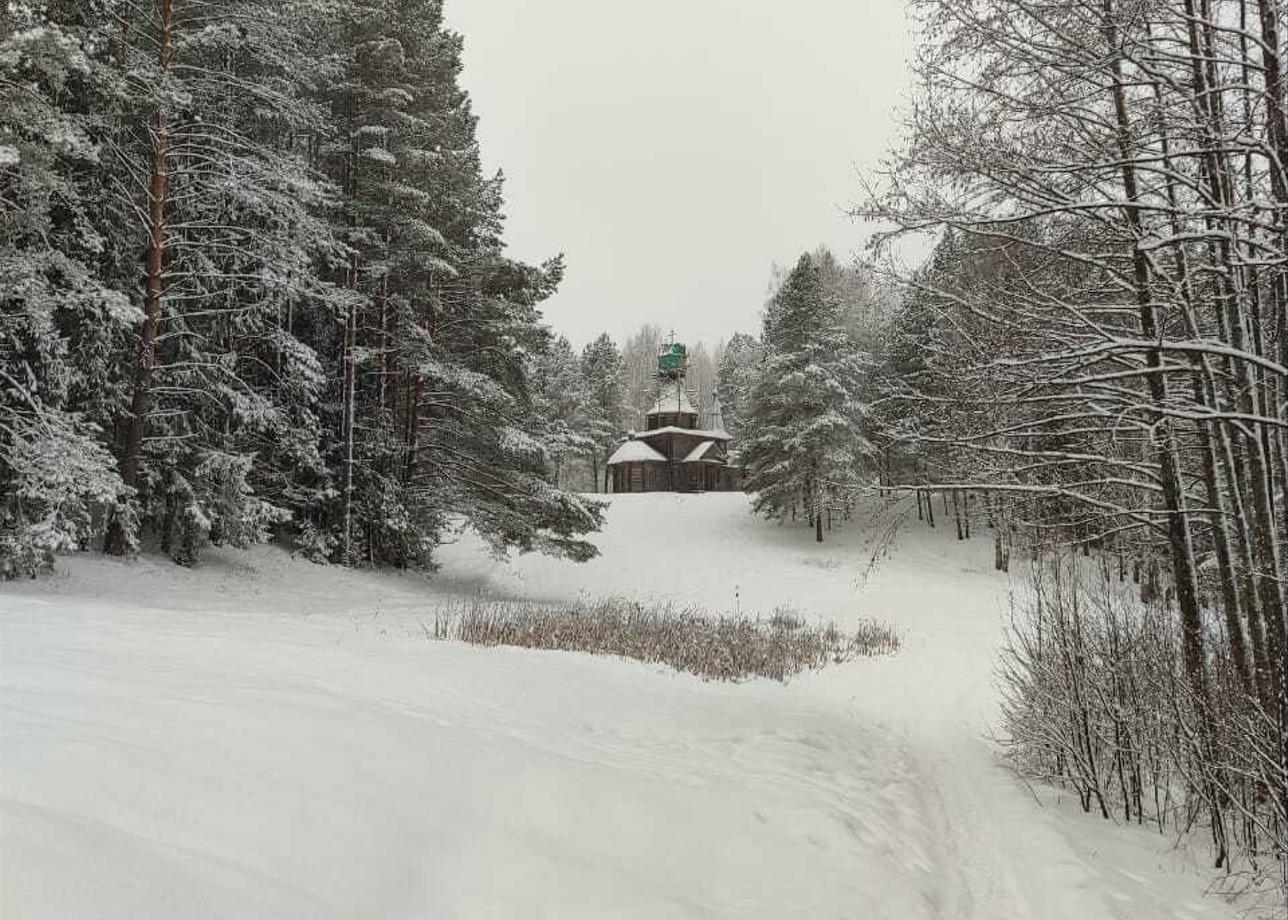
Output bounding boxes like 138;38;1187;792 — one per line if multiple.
433;597;898;682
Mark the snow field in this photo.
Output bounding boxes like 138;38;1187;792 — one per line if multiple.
1;494;1242;918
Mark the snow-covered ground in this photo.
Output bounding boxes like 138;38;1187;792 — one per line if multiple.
1;494;1240;918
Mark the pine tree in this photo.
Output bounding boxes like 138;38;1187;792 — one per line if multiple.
79;0;352;564
579;333;625;491
742;253;873;542
313;0;602;565
1;0;603;574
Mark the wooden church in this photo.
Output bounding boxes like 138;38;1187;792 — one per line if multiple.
606;341;745;493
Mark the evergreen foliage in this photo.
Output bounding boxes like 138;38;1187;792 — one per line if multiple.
742;252;874;541
1;9;133;574
714;332;762;437
532;335;594;489
0;0;601;575
578;333;625;491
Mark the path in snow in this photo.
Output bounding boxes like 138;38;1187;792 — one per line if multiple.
1;494;1238;918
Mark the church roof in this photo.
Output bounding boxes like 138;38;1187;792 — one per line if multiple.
646;386;697;417
682;440;718;462
606;439;667;465
634;425;732;442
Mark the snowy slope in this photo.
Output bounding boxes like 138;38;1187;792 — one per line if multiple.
1;495;1239;919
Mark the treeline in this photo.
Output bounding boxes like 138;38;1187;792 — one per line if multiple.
862;0;1286;895
537;250;890;544
0;0;603;575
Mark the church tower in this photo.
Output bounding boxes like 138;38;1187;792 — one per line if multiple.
605;336;744;493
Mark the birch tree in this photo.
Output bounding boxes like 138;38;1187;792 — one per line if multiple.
863;0;1287;883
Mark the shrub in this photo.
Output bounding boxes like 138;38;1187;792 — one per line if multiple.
432;597;898;682
998;552;1286;911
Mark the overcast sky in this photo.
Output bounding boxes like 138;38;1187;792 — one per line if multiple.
444;0;918;349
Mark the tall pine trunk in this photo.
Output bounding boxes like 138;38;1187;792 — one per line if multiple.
339;74;359;563
106;0;174;556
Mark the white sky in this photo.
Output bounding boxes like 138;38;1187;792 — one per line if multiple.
445;0;918;348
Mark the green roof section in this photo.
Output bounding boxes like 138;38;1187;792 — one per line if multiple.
657;342;687;372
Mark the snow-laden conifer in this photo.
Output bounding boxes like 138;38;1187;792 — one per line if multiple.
742;252;874;542
579;333;627;491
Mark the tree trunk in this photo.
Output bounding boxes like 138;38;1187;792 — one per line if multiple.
341;295;356;561
404;374;421;484
339;72;360;563
106;0;174;556
1102;14;1220;865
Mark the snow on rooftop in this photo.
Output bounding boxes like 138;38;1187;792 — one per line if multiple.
635;425;731;441
606;439;667;465
682;440;717;463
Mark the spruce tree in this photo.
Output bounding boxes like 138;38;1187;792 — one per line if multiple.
742;253;873;542
0;9;133;575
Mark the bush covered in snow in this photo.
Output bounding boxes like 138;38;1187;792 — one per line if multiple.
999;553;1287;910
